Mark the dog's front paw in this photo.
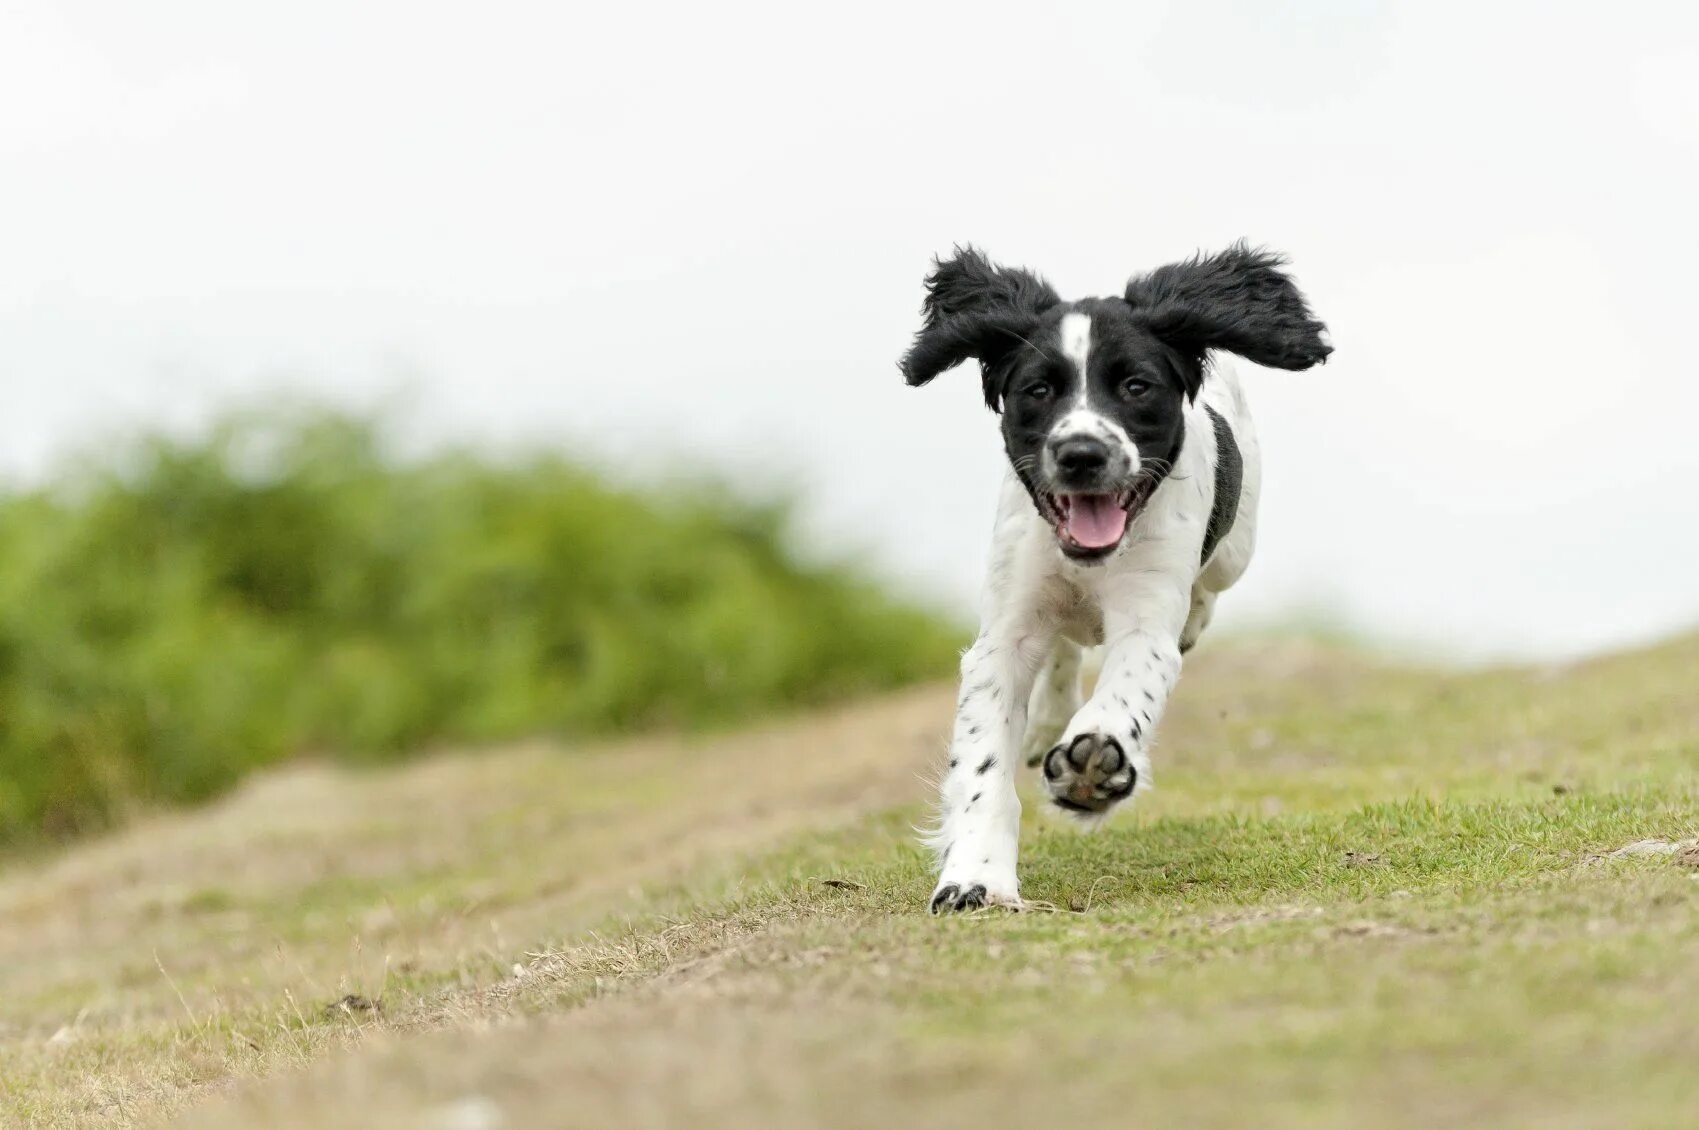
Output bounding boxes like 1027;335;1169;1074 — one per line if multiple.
928;874;1019;915
1041;732;1139;816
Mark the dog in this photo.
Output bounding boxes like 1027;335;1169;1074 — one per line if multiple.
898;242;1331;913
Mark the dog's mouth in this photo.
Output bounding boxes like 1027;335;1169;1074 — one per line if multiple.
1035;484;1156;561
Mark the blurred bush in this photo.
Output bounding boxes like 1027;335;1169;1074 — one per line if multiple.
0;408;963;843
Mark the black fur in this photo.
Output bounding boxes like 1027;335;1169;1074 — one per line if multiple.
1201;405;1243;565
920;245;1061;325
899;246;1061;410
1124;241;1332;379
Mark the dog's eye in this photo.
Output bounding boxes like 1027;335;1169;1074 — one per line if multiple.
1023;382;1054;401
1121;377;1154;398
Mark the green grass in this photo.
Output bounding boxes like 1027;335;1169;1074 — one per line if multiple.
449;787;1699;1129
344;634;1699;1129
0;407;961;843
5;635;1699;1127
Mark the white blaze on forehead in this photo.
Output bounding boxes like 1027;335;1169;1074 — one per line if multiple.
1059;312;1091;384
1049;309;1140;471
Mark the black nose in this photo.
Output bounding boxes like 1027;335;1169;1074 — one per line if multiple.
1050;436;1110;476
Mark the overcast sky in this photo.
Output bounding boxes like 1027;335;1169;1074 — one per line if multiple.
3;0;1697;659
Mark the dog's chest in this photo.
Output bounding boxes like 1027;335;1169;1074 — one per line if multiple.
1041;574;1108;648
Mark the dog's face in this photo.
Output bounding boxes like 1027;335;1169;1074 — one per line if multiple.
899;243;1331;563
997;300;1192;561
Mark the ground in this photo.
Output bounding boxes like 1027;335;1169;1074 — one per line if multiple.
2;634;1697;1128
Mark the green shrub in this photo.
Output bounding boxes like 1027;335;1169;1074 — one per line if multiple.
0;408;963;842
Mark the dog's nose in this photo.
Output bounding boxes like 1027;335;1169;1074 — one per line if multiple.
1050;436;1110;476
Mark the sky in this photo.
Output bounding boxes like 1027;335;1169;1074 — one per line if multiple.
3;0;1697;659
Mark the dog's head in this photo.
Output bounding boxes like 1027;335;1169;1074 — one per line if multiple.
899;243;1331;563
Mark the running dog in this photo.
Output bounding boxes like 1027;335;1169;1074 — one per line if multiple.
898;243;1331;913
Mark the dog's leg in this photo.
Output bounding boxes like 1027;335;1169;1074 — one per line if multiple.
1039;575;1187;818
928;482;1056;913
1179;587;1217;654
928;626;1048;913
1021;637;1083;768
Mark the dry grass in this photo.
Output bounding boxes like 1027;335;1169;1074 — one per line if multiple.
4;633;1699;1127
0;685;950;1123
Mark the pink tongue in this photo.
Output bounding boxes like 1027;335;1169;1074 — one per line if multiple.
1064;495;1128;548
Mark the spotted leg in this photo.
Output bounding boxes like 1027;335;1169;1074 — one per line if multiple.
1040;581;1186;820
928;629;1049;914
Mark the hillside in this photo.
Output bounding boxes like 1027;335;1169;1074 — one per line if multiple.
0;410;959;844
4;632;1698;1127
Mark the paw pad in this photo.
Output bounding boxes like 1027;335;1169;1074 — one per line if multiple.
929;882;989;914
1041;733;1137;814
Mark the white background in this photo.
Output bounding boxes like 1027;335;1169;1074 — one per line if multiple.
4;0;1697;657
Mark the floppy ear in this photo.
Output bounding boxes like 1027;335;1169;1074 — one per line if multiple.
899;246;1061;410
1124;242;1331;381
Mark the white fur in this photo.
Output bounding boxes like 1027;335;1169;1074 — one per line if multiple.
927;361;1260;911
1059;312;1091;380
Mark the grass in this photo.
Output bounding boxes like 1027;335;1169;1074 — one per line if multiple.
0;408;960;843
2;632;1698;1127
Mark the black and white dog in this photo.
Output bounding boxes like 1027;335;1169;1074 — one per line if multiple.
899;243;1330;913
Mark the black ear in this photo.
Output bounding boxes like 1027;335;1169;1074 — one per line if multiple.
1124;242;1331;375
899;246;1061;410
